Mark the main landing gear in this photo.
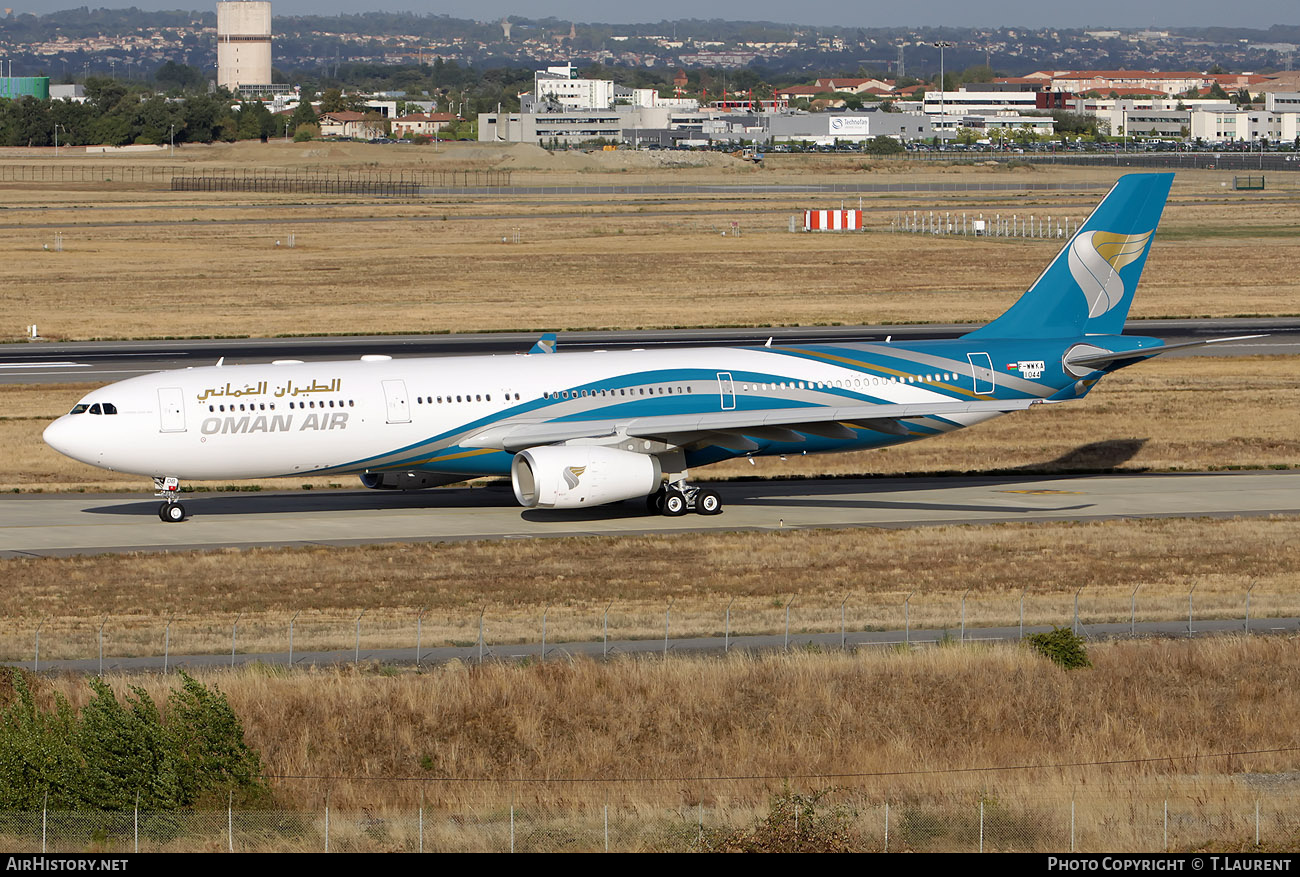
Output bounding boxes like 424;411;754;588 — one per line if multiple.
646;481;723;517
153;476;186;523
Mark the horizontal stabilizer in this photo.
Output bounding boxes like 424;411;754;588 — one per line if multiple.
1066;334;1264;369
529;333;558;354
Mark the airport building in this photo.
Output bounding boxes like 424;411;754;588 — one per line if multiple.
767;111;932;145
216;0;287;96
0;77;50;100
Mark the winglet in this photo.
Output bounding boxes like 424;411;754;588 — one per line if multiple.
529;333;557;354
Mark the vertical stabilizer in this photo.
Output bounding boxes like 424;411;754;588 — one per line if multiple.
965;173;1173;339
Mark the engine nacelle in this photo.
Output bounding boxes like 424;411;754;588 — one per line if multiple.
512;445;662;509
360;471;463;491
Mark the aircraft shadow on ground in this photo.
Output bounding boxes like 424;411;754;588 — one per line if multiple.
82;448;1155;521
1012;438;1149;472
83;487;520;517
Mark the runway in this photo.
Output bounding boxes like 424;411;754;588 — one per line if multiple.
2;470;1297;558
0;318;1294;384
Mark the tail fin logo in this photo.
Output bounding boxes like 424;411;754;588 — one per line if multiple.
1067;229;1154;318
563;466;586;489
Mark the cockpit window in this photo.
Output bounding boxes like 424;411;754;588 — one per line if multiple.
69;404;89;415
102;403;118;415
88;403;102;415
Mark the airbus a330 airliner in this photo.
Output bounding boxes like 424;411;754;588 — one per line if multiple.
44;173;1252;522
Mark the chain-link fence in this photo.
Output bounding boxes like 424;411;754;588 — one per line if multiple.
2;793;1297;852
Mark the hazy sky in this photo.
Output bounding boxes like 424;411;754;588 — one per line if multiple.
27;1;1300;30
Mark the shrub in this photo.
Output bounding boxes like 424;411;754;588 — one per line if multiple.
0;670;268;810
699;788;860;852
1026;627;1091;669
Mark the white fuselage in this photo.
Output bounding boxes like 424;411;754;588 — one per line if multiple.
43;342;1030;482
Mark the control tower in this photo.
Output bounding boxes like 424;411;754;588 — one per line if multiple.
216;1;272;92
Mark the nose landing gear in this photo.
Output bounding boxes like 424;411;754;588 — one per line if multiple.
153;476;186;523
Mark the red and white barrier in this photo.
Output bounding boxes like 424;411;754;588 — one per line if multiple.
803;209;862;231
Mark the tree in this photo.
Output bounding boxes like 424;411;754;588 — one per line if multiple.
0;670;267;811
0;671;79;808
154;61;206;94
319;88;348;113
863;135;904;155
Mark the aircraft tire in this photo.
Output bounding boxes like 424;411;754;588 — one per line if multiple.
159;502;186;523
696;490;722;515
662;492;688;517
646;491;664;515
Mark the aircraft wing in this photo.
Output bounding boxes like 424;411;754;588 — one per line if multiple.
466;398;1048;454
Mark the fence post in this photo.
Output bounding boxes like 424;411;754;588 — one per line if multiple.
325;794;330;852
164;615;174;675
355;610;365;667
905;592;914;646
231;612;242;668
604;803;609;852
784;596;794;651
42;791;47;854
510;803;515;853
415;608;427;666
979;798;984;852
228;791;233;852
1188;584;1197;634
725;597;734;654
478;609;485;664
1019;588;1026;640
603;601;612;658
1131;584;1140;636
1246;582;1256;634
1163;799;1168;851
419;790;424;853
840;594;848;651
664;597;674;659
1071;799;1075;852
98;616;106;677
541;604;549;662
289;611;299;667
34;620;43;673
1074;586;1084;635
961;589;970;642
884;801;889;852
134;792;139;853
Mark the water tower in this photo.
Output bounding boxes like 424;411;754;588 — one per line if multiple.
216;1;272;92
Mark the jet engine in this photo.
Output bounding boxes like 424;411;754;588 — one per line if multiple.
511;445;662;509
360;471;464;490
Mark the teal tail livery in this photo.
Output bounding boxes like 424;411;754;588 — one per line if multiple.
43;173;1262;522
967;172;1172;340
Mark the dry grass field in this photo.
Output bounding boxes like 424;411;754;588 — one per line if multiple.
0;142;1296;342
16;634;1300;821
3;515;1296;661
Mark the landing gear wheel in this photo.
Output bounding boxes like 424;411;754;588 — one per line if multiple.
696;489;722;515
646;490;664;515
159;502;185;523
662;491;688;517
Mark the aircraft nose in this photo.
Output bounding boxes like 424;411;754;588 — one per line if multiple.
43;416;95;465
